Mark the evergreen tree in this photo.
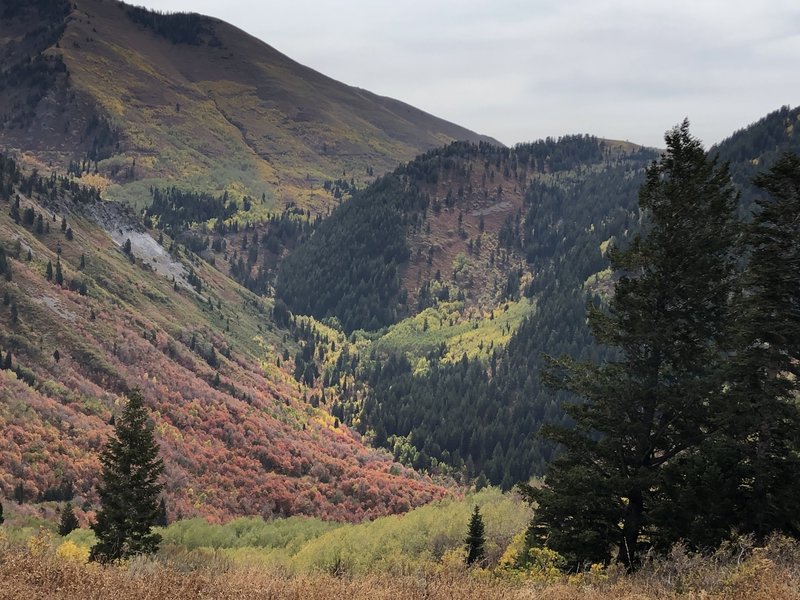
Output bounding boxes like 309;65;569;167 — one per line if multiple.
719;154;800;539
13;482;24;504
464;505;486;566
523;121;740;569
0;500;4;524
155;497;168;527
58;502;79;536
55;260;63;286
45;260;53;281
10;197;19;223
90;390;164;563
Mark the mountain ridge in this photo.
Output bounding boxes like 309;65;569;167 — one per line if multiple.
0;0;499;211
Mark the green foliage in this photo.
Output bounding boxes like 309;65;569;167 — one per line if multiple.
157;488;528;575
161;516;339;554
655;153;800;547
276;175;417;332
714;105;800;214
58;502;79;536
337;143;656;485
90;390;165;563
465;506;486;566
526;121;742;569
147;187;238;233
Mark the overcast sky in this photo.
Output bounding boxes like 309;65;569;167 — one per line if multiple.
135;0;798;148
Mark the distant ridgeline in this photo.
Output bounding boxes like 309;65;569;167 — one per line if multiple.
284;107;800;488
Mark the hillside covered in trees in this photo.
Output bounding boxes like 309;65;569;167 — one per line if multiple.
0;153;447;523
280;107;800;490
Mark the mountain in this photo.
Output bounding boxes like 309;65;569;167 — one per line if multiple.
0;0;498;210
275;136;654;333
0;154;447;523
276;106;800;488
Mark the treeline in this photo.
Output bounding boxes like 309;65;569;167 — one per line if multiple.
0;0;67;131
126;5;219;46
713;105;800;212
146;187;238;233
0;154;101;205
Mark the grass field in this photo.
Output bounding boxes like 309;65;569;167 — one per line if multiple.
2;527;798;599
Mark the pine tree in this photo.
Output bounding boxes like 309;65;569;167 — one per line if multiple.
723;153;800;539
155;497;168;527
523;121;740;569
90;390;164;563
58;502;79;536
0;500;4;524
55;260;63;286
45;260;53;281
464;505;486;566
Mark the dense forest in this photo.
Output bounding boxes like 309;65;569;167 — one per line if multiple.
320;108;800;488
275;175;419;332
276;135;631;333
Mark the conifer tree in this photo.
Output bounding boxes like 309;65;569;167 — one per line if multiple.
155;497;168;527
58;502;79;536
90;390;164;563
720;154;800;539
0;500;4;524
465;505;486;566
523;121;740;569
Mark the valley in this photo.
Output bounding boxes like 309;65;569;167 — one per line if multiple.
1;0;799;597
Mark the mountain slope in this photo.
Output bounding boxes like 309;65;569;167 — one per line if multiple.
276;136;652;333
0;0;498;210
0;154;447;522
280;106;800;489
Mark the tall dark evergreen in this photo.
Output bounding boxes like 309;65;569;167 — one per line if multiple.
90;390;164;563
523;121;741;569
155;497;169;527
58;502;79;536
724;154;800;538
464;505;486;566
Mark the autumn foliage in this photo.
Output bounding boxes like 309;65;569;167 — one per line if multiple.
0;156;446;522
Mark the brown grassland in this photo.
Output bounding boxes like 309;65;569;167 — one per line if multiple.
2;530;800;599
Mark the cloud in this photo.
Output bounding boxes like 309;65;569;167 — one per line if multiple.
135;0;799;147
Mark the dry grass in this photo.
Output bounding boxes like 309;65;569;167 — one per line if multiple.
2;532;800;599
